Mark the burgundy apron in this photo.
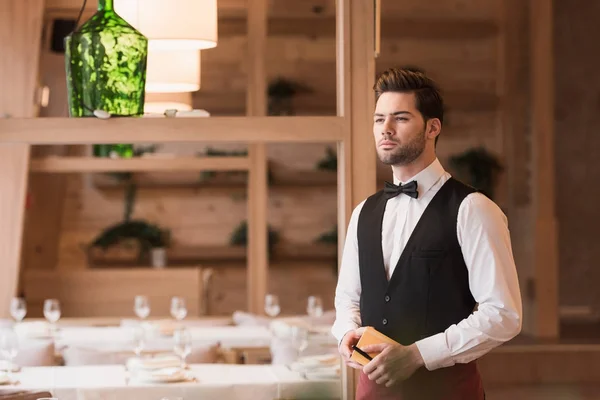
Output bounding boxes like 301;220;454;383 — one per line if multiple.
356;361;484;400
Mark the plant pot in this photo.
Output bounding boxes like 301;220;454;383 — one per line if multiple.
151;247;167;268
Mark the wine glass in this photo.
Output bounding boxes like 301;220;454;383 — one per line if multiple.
170;297;187;321
134;295;150;320
173;328;192;368
290;326;309;359
10;297;27;323
0;329;19;382
43;299;61;334
307;296;324;318
132;325;145;359
264;294;281;318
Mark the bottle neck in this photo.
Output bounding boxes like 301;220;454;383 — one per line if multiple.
98;0;113;11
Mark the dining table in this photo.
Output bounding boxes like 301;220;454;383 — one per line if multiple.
0;364;341;400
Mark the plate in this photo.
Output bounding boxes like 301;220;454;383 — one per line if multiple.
304;368;340;380
297;354;338;366
133;368;189;384
127;356;182;371
0;374;11;385
0;361;20;373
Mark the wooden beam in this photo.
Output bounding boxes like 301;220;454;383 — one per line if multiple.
336;0;377;398
0;0;44;318
218;17;498;40
500;0;536;335
350;1;377;207
336;2;355;398
246;0;269;315
0;117;346;144
530;0;559;338
29;155;250;173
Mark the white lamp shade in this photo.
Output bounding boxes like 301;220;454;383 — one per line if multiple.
144;92;193;113
145;50;201;93
115;0;218;50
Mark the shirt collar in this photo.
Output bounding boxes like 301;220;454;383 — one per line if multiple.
393;158;446;198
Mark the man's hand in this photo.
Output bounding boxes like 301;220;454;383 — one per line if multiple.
338;327;367;369
362;343;425;387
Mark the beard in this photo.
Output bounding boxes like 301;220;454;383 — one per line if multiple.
377;129;426;166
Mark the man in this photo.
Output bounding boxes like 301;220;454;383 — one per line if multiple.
331;67;522;400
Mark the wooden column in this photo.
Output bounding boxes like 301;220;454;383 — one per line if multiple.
0;0;45;317
337;0;377;398
499;0;539;335
246;0;269;314
530;0;559;338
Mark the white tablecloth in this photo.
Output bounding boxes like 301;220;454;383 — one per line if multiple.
0;364;341;400
53;326;273;350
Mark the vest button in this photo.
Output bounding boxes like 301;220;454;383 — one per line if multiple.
382;318;388;325
384;295;390;302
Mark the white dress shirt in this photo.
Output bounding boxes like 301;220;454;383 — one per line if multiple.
332;158;522;371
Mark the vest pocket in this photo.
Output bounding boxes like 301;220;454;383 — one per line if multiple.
410;250;447;338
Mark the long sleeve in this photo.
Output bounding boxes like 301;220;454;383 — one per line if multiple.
415;193;523;371
331;200;366;343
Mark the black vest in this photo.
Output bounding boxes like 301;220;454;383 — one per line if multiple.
357;177;477;345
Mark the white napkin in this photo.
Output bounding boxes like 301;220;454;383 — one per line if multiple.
127;355;182;371
14;321;52;338
0;372;10;385
304;365;341;380
0;360;20;372
269;318;312;338
133;367;188;383
290;354;339;373
142;320;180;336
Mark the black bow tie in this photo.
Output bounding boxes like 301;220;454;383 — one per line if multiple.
384;180;419;199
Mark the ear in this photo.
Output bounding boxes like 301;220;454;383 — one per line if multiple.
426;118;442;141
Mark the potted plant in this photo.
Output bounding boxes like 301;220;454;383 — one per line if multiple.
88;220;171;267
267;77;312;116
449;147;503;200
89;145;171;267
229;220;280;256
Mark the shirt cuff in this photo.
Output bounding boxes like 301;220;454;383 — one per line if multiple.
415;332;455;371
331;320;359;344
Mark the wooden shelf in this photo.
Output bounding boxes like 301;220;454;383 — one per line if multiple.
0;116;346;144
30;155;250;173
87;243;337;268
89;167;337;189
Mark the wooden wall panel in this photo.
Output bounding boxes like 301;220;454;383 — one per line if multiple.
0;0;45;317
381;0;500;19
22;268;203;317
205;263;337;316
57;176;338;268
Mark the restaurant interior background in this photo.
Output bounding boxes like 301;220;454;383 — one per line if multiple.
0;0;599;398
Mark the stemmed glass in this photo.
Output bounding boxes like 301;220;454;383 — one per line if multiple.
170;297;187;321
132;325;146;359
307;296;324;318
134;295;151;320
264;294;281;318
43;299;61;335
290;326;309;359
9;297;27;323
173;328;192;368
0;329;19;383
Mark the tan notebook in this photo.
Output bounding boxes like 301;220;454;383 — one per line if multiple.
350;326;399;366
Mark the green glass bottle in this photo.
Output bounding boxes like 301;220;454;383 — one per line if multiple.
65;0;147;158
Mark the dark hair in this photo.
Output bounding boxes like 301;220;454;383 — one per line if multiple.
374;67;444;134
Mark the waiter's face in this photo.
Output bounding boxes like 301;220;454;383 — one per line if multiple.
373;92;427;166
